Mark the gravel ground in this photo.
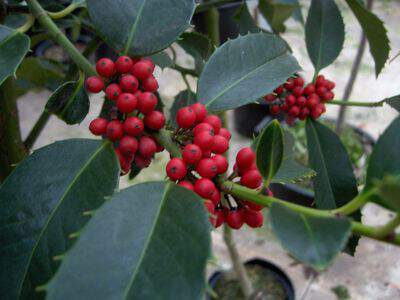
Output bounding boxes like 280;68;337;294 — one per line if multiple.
16;1;400;299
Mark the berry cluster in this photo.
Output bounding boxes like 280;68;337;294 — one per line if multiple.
165;104;267;229
264;74;335;125
85;56;165;175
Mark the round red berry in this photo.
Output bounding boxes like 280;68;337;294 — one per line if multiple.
138;136;157;158
208;189;221;205
131;61;152;79
96;58;115;78
119;136;138;157
211;135;229;154
191;103;207;123
85;76;104;93
323;91;334;101
294;76;304;87
218;128;231;141
202;150;212;158
115;147;133;174
182;144;202;165
240;169;262;189
226;209;243;229
285;94;296;106
142;75;158;92
326;80;335;90
115;56;133;74
203;115;221;134
204;200;215;214
292;86;304;97
105;83;122;101
141;59;155;73
316;86;328;98
196;158;218;179
299;107;310;120
137;92;157;114
264;94;276;102
315;75;326;87
119;75;138;93
177;107;196;128
134;155;151;169
211;208;225;228
194;178;216;198
124;116;144;136
193;123;214;136
270;105;280;115
212;154;228;174
244;210;263;228
288;106;300;117
304;83;316;95
236;147;255;171
194;131;214;151
244;200;263;211
166;158;187;181
144;111;165;130
284;78;295;90
274;85;284;94
106;120;124;141
296;96;307;107
178;180;194;191
116;93;137;113
89;118;108;136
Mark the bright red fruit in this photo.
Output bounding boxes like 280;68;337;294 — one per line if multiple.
124;117;144;136
144;111;165;130
270;105;280;115
194;178;216;198
134;155;151;168
85;76;104;93
141;59;155;73
245;200;263;211
226;210;244;229
323;91;334;101
106;120;124;141
240;169;262;189
177;107;196;128
191;103;207;123
119;75;139;93
204;200;215;214
116;93;137;113
236;147;255;171
304;83;316;95
115;148;133;174
218;128;231;140
166;158;187;181
264;94;276;102
203;115;221;134
142;75;158;92
244;210;263;228
115;56;133;74
196;158;218;178
96;58;115;78
288;106;300;118
294;76;304;87
208;189;221;205
89;118;108;136
284;78;295;90
212;155;228;174
211;135;229;154
194;131;214;151
105;83;121;101
193;123;214;136
137;92;157;114
131;61;152;79
178;181;194;191
285;94;296;106
275;85;284;94
138;136;157;158
119;136;138;156
211;209;225;228
292;86;304;97
182;144;202;164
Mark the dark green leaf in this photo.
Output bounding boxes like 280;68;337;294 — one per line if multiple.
170;89;196;129
177;32;214;75
233;3;263;35
87;0;195;56
45;74;89;125
270;203;351;271
374;176;400;212
345;0;390;77
256;120;284;182
383;94;400;113
305;0;344;74
46;182;211;300
147;51;173;69
198;33;300;112
305;119;358;209
0;139;119;300
0;25;30;85
259;0;297;33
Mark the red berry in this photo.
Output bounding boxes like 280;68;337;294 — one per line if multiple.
141;58;155;73
115;56;133;74
119;136;138;156
316;86;328;98
106;120;124;141
286;116;296;126
194;178;216;198
244;210;263;228
203;115;221;134
89;118;108;136
202;150;212;158
178;181;194;191
193;123;214;136
326;80;335;90
294;76;304;87
166;158;187;181
105;83;122;101
292;86;304;97
144;111;165;130
142;75;158;92
296;96;307;107
124;117;144;136
240;169;262;189
115;147;133;174
138;136;157;158
131;61;152;79
210;209;225;228
219;128;231;141
96;58;115;78
182;144;202;165
176;107;196;128
264;94;276;102
191;103;207;123
285;94;296;106
307;97;319;110
288;106;300;117
137;92;157;114
274;85;284;94
323;91;334;101
270;105;280;115
226;209;243;229
311;106;323;119
194;131;214;151
196;158;218;179
134;155;151;169
298;107;310;120
116;93;137;113
304;83;316;95
281;103;289;112
85;76;104;93
244;200;263;211
236;147;255;171
211;135;229;154
208;189;221;205
119;75;139;93
204;200;215;214
315;75;326;87
284;78;295;90
212;154;228;174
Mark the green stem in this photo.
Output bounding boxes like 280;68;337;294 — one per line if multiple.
47;2;80;19
195;0;237;13
182;73;192;93
172;64;197;77
154;129;182;158
331;190;374;215
373;214;400;238
327;100;384;107
26;0;96;76
16;14;35;33
24;111;51;150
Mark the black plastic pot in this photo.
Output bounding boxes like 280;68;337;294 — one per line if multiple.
208;258;295;300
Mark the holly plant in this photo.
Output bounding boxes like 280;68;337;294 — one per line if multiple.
0;0;399;299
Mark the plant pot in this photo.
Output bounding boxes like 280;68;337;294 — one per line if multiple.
208;258;295;300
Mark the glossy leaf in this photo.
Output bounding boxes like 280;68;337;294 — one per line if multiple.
0;25;30;85
256;120;284;182
198;33;300;112
305;0;344;74
147;51;173;69
383;94;400;113
46;182;211;300
345;0;390;77
45;74;89;125
233;3;262;35
0;139;119;300
305;119;358;209
258;0;297;33
170;89;196;129
270;203;351;271
87;0;195;56
374;176;400;212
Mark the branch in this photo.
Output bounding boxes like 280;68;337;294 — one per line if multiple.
327;100;384;107
47;2;81;19
24;111;51;150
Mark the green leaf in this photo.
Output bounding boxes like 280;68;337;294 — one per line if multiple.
345;0;390;77
0;25;30;85
233;3;263;35
374;176;400;212
198;33;300;112
87;0;195;56
147;51;173;69
270;203;352;271
45;74;89;125
382;94;400;113
170;89;196;129
0;139;119;300
305;0;344;74
46;182;211;300
305;119;358;209
256;120;284;182
259;0;297;33
177;32;214;75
